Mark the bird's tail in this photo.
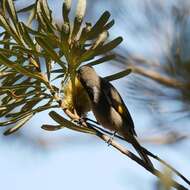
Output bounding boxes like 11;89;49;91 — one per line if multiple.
123;132;154;168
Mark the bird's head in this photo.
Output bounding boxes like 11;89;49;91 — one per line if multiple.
77;65;100;101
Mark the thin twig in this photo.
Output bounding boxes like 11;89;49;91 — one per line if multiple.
93;127;189;190
87;121;190;186
114;54;185;88
46;80;190;189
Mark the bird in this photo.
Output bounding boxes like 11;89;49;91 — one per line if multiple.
62;77;91;117
77;65;153;167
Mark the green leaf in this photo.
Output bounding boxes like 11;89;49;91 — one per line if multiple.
49;111;96;134
51;68;66;73
40;0;52;21
21;97;44;112
104;68;132;81
87;54;115;66
1;73;23;87
37;0;55;33
104;19;114;31
71;0;86;39
62;0;72;22
2;32;11;50
86;11;111;40
91;30;108;49
3;113;33;135
0;84;39;91
0;111;33;126
51;73;65;81
26;8;36;26
12;45;43;57
35;36;62;65
0;52;47;84
18;22;35;49
0;14;22;44
6;0;18;24
78;38;122;64
96;37;123;55
41;124;63;131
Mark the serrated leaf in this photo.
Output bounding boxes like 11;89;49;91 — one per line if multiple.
3;113;33;135
104;68;132;81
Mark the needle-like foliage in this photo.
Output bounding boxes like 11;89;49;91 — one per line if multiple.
0;0;124;135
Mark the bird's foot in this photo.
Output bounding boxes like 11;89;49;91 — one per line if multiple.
106;131;117;146
72;117;86;126
73;117;100;126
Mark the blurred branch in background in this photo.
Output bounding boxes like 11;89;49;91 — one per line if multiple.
95;0;190;145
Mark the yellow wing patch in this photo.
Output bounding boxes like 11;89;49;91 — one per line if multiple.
118;105;124;114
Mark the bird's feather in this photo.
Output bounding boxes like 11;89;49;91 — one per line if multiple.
101;78;137;136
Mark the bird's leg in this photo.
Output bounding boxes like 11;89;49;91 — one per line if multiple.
107;131;117;146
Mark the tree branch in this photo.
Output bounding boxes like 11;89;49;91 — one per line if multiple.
93;126;189;190
45;75;190;189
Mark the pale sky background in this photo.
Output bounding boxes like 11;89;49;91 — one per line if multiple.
0;0;190;190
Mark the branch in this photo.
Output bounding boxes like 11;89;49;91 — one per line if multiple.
132;66;183;88
114;53;187;89
87;122;190;187
44;74;190;189
93;126;189;190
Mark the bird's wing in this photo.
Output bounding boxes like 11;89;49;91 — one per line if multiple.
101;78;136;136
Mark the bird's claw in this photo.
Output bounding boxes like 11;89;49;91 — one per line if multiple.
73;117;86;126
106;131;117;146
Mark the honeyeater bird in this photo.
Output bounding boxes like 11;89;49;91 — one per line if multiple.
62;77;91;117
77;65;153;167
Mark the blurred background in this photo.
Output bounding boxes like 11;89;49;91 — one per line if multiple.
0;0;190;189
